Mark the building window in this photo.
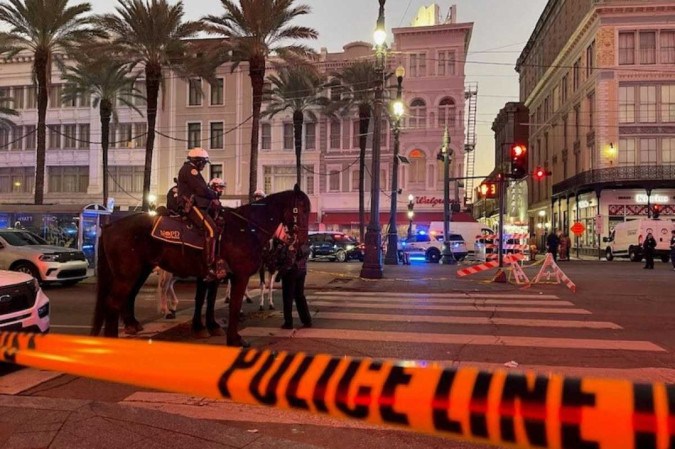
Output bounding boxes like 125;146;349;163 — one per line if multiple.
134;123;147;148
573;59;580;90
662;137;675;163
26;85;36;109
48;166;88;193
304;167;314;195
0;128;8;149
78;124;90;149
25;125;36;150
408;149;426;184
0;167;34;193
330;85;342;102
305;122;315;150
260;123;271;150
263;165;312;194
330;120;341;149
48;85;62;108
562;116;568;149
187;123;201;149
587;92;595;131
210;122;223;149
409;53;426;77
188;78;202;106
108;124;117;148
561;75;568;103
618;138;636;165
63;124;77;149
283;123;293;150
328;169;340;192
619;86;635;123
574;105;580;142
108;166;143;193
210;78;224;105
352;120;361;148
438;97;456;128
12;86;24;110
661;85;675;122
619;32;635;65
586;40;595;76
639;85;657;123
437;50;455;76
639;31;656;65
133;80;146;107
118;123;132;147
210;164;223;181
639;138;657;164
661;31;675;64
409;99;426;128
350;170;359;192
9;126;21;150
48;125;60;149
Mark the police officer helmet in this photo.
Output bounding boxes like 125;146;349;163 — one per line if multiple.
187;147;209;168
253;189;266;200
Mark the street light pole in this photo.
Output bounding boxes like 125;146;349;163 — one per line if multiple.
384;65;405;266
360;0;386;279
407;194;414;239
439;128;456;265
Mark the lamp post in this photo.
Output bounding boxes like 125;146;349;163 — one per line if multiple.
438;128;456;265
360;0;387;279
384;65;405;265
407;194;414;239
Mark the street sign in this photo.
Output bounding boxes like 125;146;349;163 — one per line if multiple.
570;222;585;236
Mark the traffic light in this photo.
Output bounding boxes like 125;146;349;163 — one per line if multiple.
532;166;552;181
510;144;528;179
478;181;498;199
652;205;662;219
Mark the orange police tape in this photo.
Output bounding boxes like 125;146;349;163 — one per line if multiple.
1;331;674;449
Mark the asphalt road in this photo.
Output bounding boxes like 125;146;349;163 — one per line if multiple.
3;258;674;449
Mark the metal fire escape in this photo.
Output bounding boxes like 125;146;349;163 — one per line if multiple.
463;83;478;204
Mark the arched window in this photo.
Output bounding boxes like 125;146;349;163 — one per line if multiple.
438;97;456;128
408;148;427;185
409;99;426;128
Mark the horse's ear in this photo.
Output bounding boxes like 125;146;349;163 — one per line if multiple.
294;183;301;194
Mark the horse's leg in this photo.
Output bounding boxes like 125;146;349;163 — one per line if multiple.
224;279;231;303
156;269;167;315
122;268;153;334
167;275;178;318
227;276;250;348
192;278;209;339
268;270;277;310
258;268;266;310
206;280;225;336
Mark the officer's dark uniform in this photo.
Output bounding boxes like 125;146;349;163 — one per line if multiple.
166;185;180;214
177;161;222;279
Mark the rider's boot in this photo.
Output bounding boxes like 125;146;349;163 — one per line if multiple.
205;236;230;281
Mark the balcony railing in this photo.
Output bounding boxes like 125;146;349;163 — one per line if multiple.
553;164;675;196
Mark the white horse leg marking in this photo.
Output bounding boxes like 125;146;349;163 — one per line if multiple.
267;270;278;310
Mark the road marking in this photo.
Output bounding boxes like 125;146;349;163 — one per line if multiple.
312;296;575;306
239;327;665;352
309;301;592;314
313;312;622;329
313;291;562;300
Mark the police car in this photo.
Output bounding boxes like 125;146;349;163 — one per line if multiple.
0;270;50;333
398;231;467;263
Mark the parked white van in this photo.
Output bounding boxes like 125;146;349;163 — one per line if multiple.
428;222;493;253
603;219;674;262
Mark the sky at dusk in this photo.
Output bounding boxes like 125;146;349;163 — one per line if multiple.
86;0;549;179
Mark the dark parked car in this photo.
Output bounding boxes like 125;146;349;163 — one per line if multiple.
308;232;364;262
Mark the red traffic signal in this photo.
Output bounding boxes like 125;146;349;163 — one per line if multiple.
652;205;662;219
479;181;498;199
510;144;528;179
532;166;552;181
511;144;526;159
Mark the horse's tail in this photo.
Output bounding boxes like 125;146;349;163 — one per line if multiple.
91;236;111;336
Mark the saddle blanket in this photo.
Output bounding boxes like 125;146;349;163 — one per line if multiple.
151;216;204;250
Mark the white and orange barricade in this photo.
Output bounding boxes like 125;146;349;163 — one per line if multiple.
532;252;577;292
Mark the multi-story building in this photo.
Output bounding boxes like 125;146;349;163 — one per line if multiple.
517;0;675;255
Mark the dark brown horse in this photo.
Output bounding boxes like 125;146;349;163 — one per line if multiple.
91;186;311;346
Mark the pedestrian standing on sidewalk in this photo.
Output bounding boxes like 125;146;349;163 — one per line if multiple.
670;229;675;270
280;242;312;329
643;232;657;269
558;233;569;261
546;230;560;262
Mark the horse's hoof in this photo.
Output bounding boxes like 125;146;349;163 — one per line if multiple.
225;297;230;304
227;337;250;348
268;304;275;310
239;311;246;320
258;305;263;311
123;325;138;335
191;328;210;339
165;311;176;320
208;326;225;337
134;322;144;332
245;296;253;304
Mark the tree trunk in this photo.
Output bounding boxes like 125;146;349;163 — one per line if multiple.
358;106;371;243
142;63;161;211
100;100;112;208
248;55;266;201
34;49;49;205
292;109;303;188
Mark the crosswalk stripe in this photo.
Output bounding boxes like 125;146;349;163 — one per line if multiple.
313;291;562;300
311;296;575;306
239;327;665;352
309;301;592;315
313;312;622;329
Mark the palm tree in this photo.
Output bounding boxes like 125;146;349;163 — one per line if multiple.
0;94;19;130
204;0;318;200
331;60;380;243
61;55;144;207
0;0;104;205
99;0;204;211
264;66;328;186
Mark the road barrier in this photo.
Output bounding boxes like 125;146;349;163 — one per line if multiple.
532;253;577;292
2;331;670;449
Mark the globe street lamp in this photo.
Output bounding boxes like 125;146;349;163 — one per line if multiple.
360;0;387;279
384;65;405;265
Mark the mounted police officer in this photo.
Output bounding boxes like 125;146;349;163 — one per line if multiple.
166;177;180;214
252;189;266;202
177;147;227;281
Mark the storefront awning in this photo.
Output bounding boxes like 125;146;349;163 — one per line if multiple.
321;211;476;225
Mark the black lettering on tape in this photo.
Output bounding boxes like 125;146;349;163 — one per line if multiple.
250;352;296;406
380;365;412;425
469;372;491;438
218;349;263;398
561;379;599;449
27;334;36;350
499;373;548;447
313;358;340;412
286;355;313;410
335;360;379;418
633;384;657;449
432;369;463;434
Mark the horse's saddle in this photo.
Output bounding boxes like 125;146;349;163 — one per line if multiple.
151;215;204;250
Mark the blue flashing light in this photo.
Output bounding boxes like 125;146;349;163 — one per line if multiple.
417;230;426;235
